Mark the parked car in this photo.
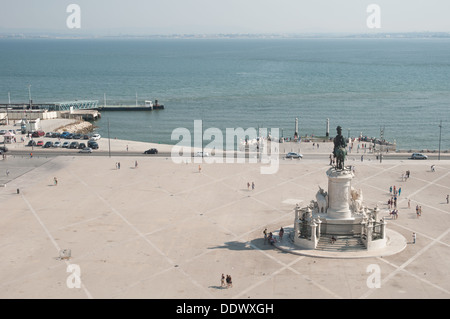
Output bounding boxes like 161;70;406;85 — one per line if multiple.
144;148;158;154
65;133;74;139
73;133;82;139
45;132;53;137
27;140;36;147
62;141;70;148
286;152;303;159
53;141;62;148
79;147;92;153
410;153;428;160
32;130;45;137
90;133;101;141
87;141;99;149
78;143;86;149
69;141;79;149
0;146;8;152
83;134;90;140
0;130;7;135
37;140;44;146
51;132;61;138
60;132;70;138
43;141;53;148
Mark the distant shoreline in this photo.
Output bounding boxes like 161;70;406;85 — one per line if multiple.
1;32;450;40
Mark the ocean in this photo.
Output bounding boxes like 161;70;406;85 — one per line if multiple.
1;37;449;151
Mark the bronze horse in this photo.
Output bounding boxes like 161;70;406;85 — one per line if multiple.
334;146;347;170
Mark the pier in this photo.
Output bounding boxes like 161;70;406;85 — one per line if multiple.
96;100;164;111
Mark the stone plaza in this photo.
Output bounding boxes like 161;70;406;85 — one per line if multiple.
0;143;449;299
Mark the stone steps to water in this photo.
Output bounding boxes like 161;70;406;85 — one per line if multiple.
316;235;366;252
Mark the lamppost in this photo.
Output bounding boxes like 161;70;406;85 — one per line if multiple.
438;120;442;161
27;84;32;109
107;118;111;158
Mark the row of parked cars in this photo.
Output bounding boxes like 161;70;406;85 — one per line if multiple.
26;132;101;153
27;139;99;150
38;131;101;140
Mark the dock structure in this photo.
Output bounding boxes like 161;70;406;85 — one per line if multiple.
96;100;164;111
0;100;99;111
0;99;164;112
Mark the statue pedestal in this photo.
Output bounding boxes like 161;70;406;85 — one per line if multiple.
326;167;354;220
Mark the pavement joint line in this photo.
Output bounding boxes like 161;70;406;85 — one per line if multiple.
351;163;403;186
187;170;343;298
20;192;94;299
68;170;214;298
163;168;339;298
232;252;343;299
360;228;450;299
359;182;450;216
386;222;450;248
355;168;450;216
375;253;450;296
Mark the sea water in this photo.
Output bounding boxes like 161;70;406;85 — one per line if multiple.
1;38;449;150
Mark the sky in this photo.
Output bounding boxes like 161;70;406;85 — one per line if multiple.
1;0;450;35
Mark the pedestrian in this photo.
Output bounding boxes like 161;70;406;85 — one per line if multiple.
118;162;120;169
247;182;250;190
279;227;284;241
54;177;58;186
431;165;435;172
6;169;9;177
198;165;201;173
30;152;33;158
263;228;267;244
115;162;118;169
446;194;449;204
226;275;233;288
251;182;255;190
221;274;225;287
389;186;392;194
398;187;401;196
126;145;128;152
361;155;363;162
412;232;416;244
419;206;422;216
135;160;138;168
408;198;411;209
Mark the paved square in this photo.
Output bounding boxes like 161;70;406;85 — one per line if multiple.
0;153;449;299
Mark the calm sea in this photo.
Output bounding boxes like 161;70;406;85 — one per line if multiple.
1;38;449;150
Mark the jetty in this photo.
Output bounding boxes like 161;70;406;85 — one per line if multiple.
96;100;164;111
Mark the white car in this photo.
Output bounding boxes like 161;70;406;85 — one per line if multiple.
195;151;210;157
79;147;93;153
90;134;101;141
410;153;428;160
53;141;62;148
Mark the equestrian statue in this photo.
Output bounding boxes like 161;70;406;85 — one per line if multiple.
333;126;347;170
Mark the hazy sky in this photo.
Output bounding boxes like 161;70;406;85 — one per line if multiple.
1;0;449;34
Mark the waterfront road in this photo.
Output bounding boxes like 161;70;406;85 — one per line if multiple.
5;149;450;161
